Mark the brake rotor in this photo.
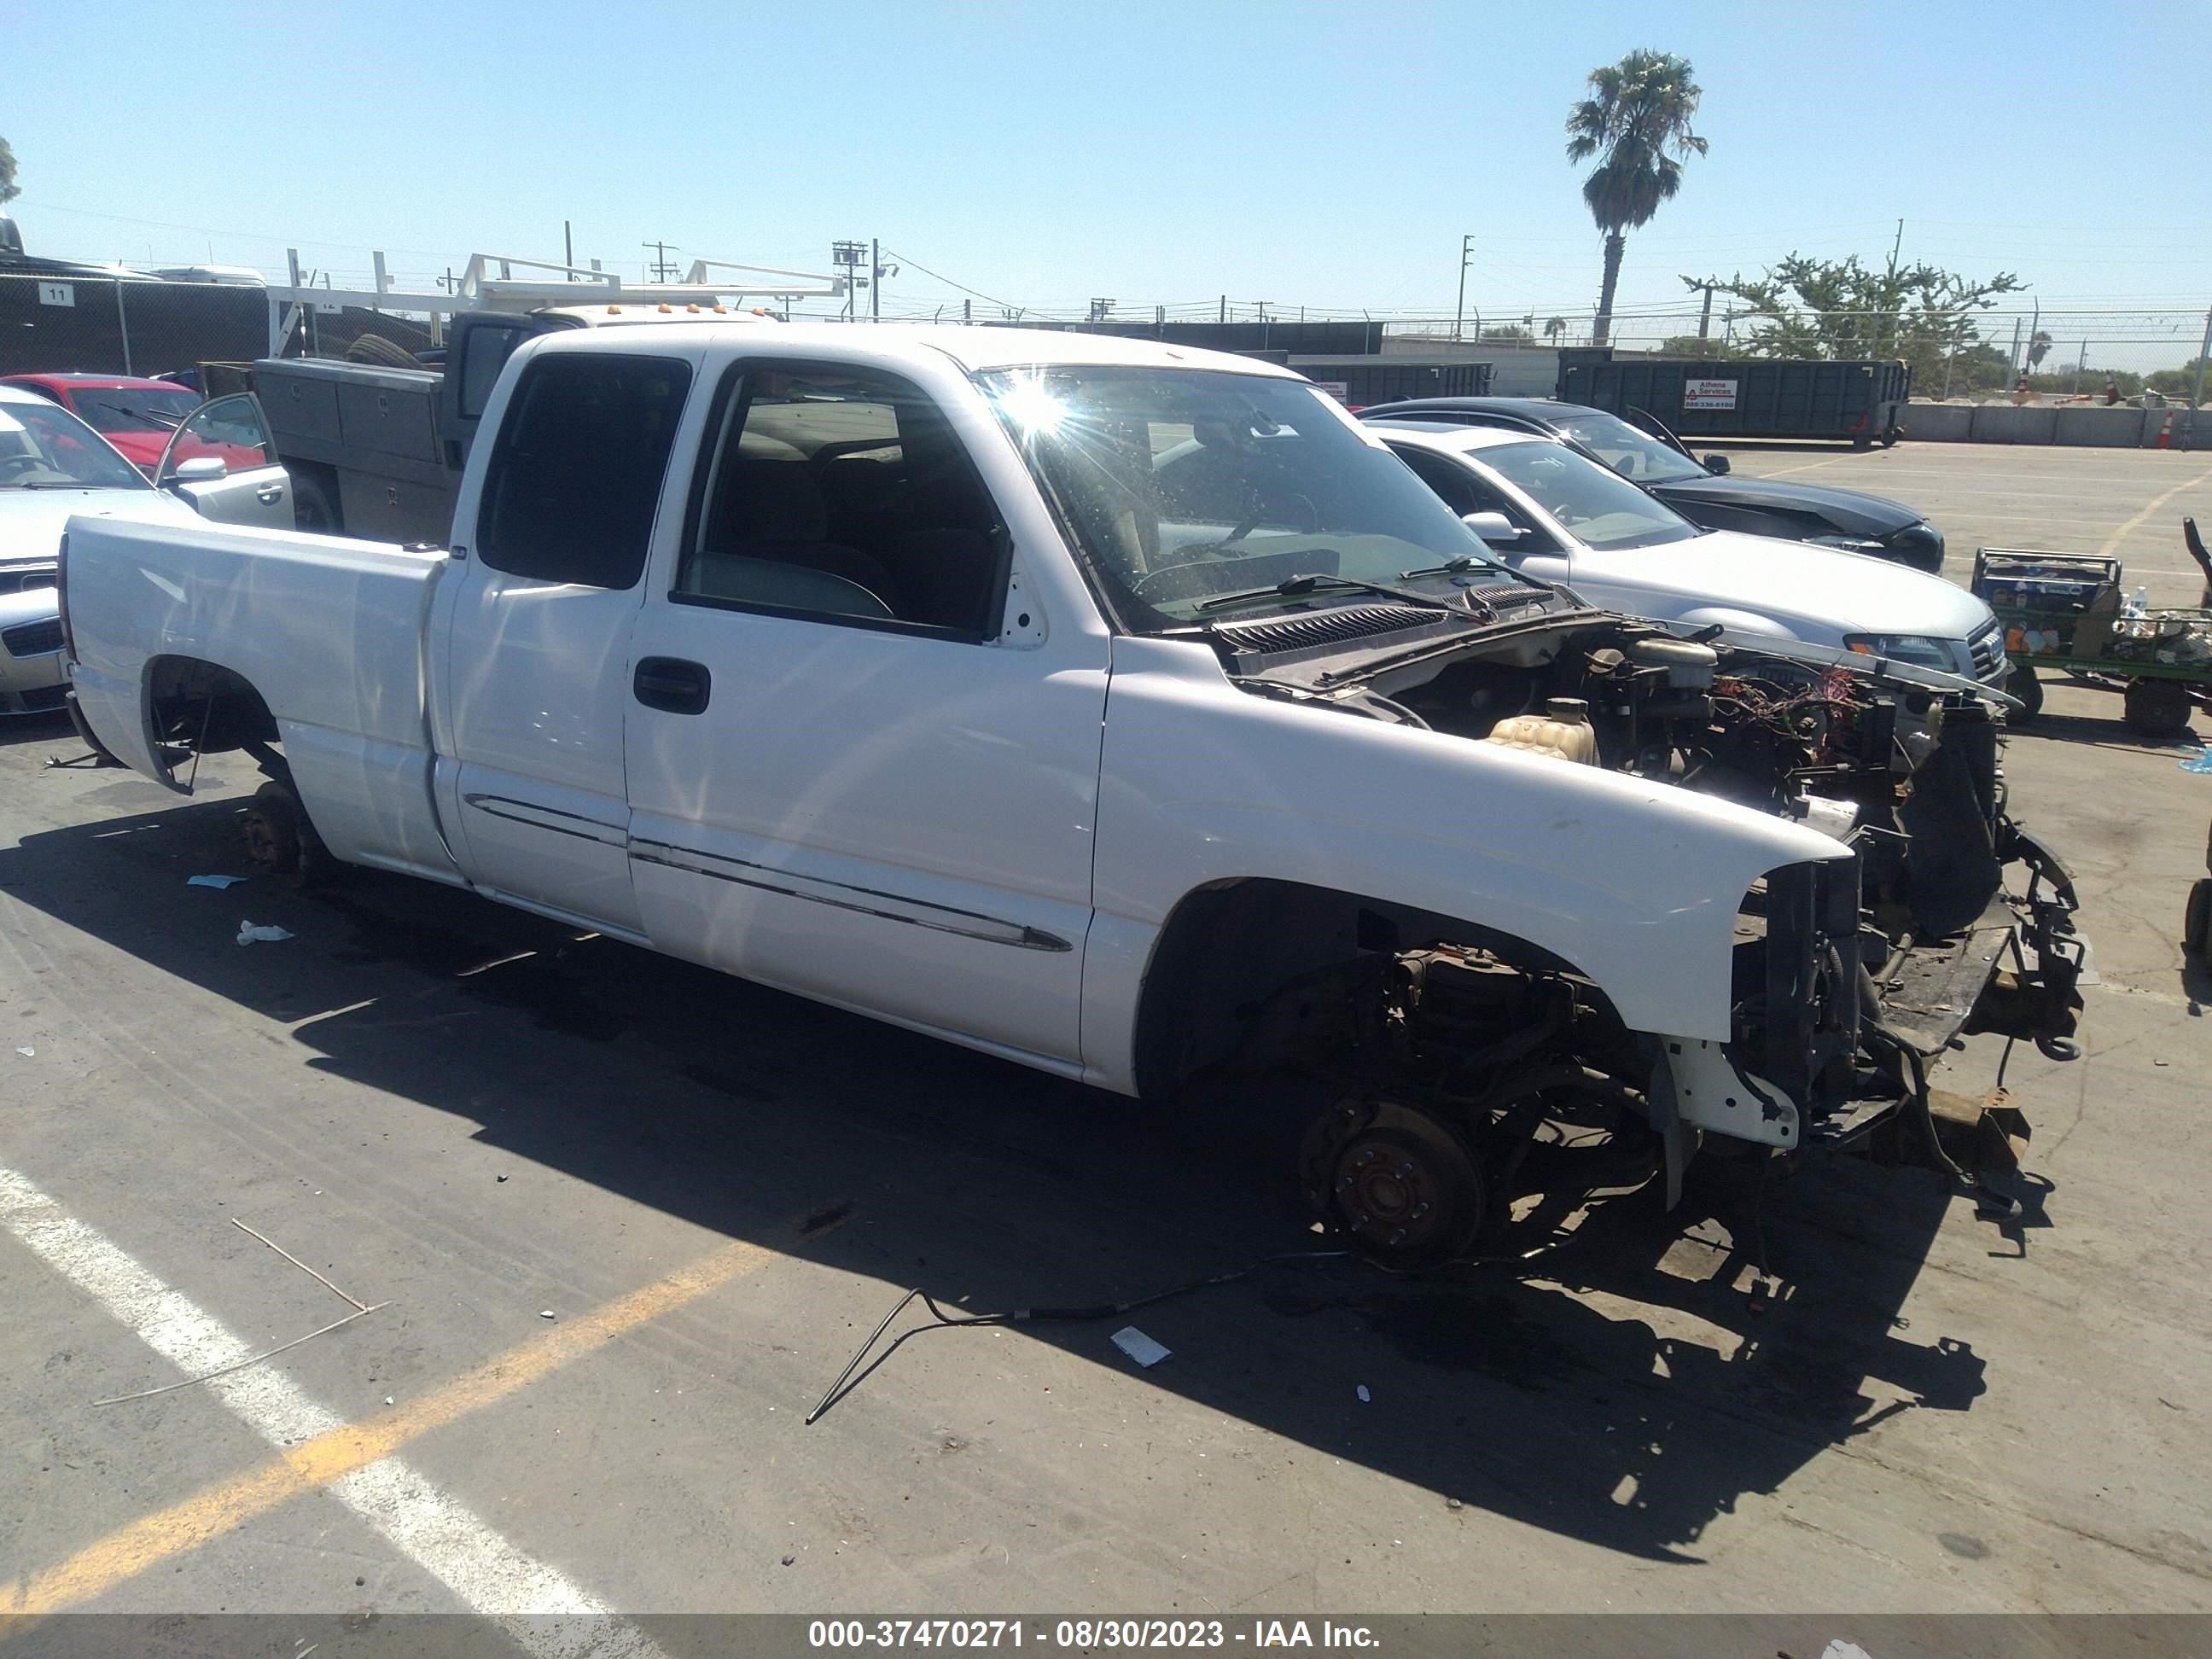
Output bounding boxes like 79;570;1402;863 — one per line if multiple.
1320;1099;1485;1271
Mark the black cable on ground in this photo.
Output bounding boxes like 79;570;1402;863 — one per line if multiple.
806;1249;1348;1424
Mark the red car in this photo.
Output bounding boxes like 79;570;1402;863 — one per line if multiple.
0;373;268;477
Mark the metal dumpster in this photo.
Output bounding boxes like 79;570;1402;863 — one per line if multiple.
1558;350;1912;446
1292;358;1494;409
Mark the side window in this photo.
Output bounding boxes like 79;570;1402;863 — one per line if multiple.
478;353;692;588
1391;445;1481;516
457;323;529;420
675;363;1007;636
161;393;271;480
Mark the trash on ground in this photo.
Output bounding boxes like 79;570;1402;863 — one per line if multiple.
1110;1326;1170;1368
236;922;294;945
1356;1384;1372;1402
540;1309;557;1320
187;874;248;888
2180;750;2212;774
15;1046;33;1058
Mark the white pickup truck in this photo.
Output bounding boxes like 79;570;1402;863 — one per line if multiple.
61;326;2084;1263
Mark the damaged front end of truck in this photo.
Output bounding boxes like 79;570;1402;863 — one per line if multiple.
1190;602;2085;1268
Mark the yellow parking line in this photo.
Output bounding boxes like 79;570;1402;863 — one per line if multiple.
2095;464;2212;559
1;1236;772;1621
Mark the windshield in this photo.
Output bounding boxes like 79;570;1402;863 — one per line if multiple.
1549;410;1706;484
66;384;198;435
0;401;148;491
980;366;1498;628
1479;439;1700;551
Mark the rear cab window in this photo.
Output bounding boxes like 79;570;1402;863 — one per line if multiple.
476;352;694;588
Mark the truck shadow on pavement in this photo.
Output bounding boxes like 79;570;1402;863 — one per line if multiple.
2;789;2002;1565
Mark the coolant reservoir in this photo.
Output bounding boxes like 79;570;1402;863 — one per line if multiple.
1483;696;1598;765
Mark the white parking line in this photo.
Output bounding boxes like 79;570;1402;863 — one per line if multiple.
0;1165;662;1655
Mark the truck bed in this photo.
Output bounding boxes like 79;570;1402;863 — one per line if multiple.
63;515;460;881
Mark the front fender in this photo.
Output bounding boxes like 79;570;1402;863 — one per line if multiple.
1086;638;1848;1085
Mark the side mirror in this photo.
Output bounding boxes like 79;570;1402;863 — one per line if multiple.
1703;453;1732;475
1460;510;1525;549
171;456;228;483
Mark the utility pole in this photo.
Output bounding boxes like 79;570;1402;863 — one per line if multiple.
830;241;868;321
1455;234;1474;341
1889;218;1905;270
564;220;574;278
1088;298;1115;323
1219;294;1226;324
2192;306;2212;410
871;239;881;322
2187;305;2212;448
643;240;678;282
1696;283;1714;340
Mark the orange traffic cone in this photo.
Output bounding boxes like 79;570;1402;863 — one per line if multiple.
2157;410;2174;448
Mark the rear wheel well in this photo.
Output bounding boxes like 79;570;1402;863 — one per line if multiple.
143;655;282;784
1131;876;1612;1101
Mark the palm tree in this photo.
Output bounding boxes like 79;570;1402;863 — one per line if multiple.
1543;316;1568;344
1565;50;1708;346
2027;329;2052;370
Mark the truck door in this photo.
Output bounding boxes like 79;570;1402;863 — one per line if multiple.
154;393;292;527
432;346;696;934
620;356;1107;1067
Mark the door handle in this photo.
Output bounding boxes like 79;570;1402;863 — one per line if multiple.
633;656;711;715
255;484;283;504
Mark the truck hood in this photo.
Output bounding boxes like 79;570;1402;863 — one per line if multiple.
1569;528;1992;643
0;487;191;573
1650;474;1922;537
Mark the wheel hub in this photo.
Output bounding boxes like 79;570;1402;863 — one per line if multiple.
1317;1099;1485;1270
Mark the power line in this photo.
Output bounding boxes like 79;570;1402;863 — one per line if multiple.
14;198;456;262
881;247;1023;312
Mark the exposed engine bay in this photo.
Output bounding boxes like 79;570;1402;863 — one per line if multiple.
1196;598;2086;1268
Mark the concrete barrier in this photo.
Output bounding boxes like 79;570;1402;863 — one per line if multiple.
1901;403;1973;441
2053;405;2151;447
1968;404;2060;444
1903;399;2196;447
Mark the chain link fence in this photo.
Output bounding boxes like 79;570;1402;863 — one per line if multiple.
864;295;2207;402
5;267;2202;408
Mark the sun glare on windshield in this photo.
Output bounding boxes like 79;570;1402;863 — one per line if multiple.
992;375;1070;435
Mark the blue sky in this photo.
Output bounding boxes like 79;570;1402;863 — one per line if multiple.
9;1;2209;335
